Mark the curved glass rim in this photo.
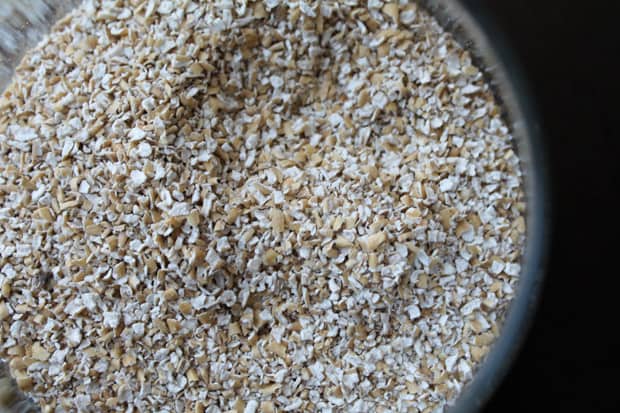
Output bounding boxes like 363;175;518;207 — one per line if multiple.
419;1;550;412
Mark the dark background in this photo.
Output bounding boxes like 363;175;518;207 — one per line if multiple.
459;1;619;412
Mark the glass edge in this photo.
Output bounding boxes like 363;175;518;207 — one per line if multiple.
416;1;551;412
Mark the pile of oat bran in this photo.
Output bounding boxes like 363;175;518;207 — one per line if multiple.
0;1;526;412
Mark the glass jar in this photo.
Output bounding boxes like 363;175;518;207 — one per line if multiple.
0;1;548;412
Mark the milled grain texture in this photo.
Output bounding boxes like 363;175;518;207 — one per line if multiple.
0;1;525;412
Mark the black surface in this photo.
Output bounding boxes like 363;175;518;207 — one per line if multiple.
465;1;620;412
